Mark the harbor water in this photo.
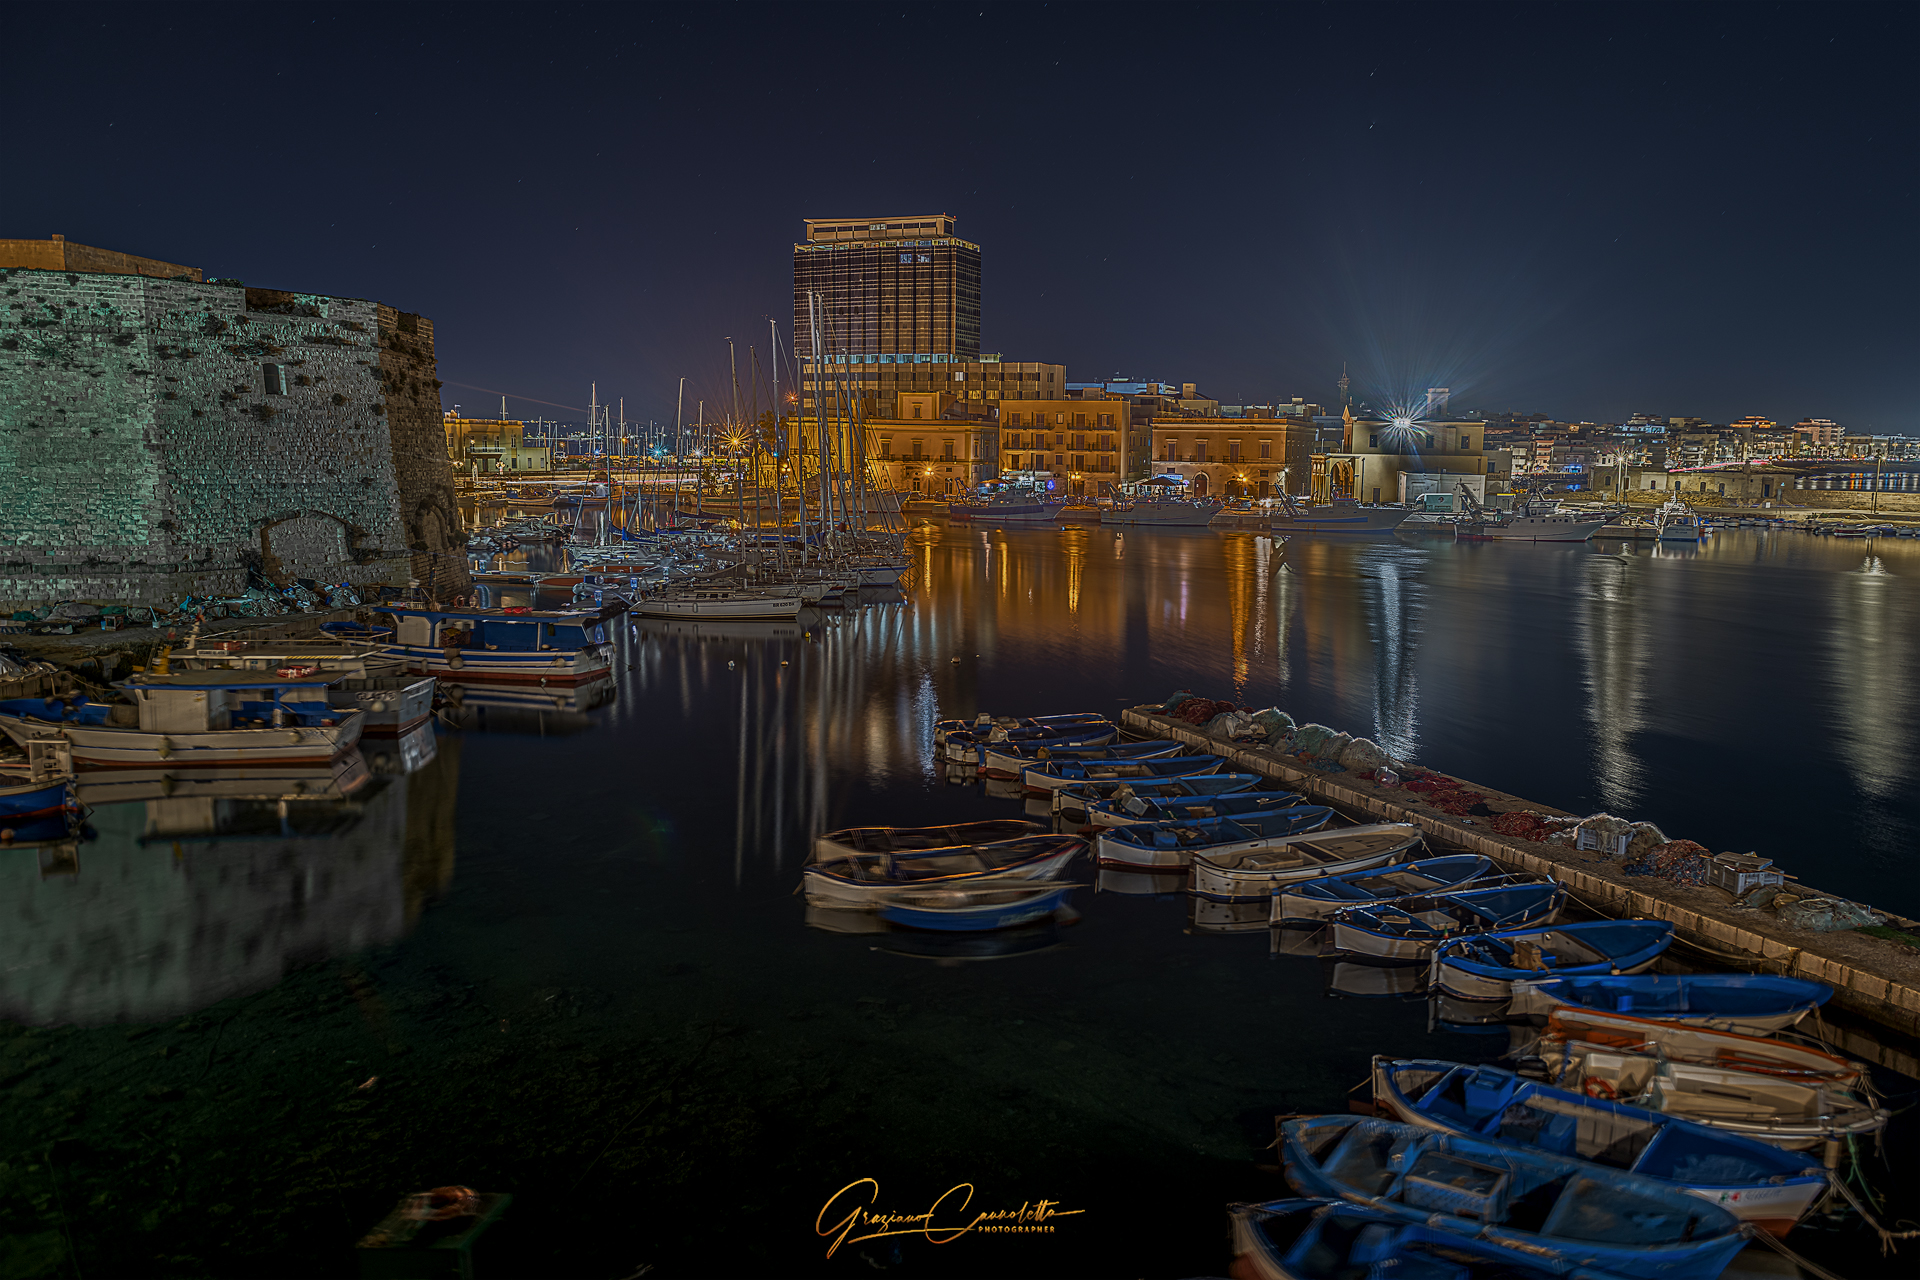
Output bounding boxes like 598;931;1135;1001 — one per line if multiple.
3;523;1917;1276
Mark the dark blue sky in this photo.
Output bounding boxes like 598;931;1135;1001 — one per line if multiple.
12;2;1914;430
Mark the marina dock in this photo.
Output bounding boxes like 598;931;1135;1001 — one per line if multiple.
1122;706;1920;1072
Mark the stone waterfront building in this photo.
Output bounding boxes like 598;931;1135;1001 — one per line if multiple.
0;236;468;610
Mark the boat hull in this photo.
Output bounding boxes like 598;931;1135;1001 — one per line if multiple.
1096;808;1338;872
326;675;437;735
0;711;365;768
1272;506;1414;535
1188;824;1423;900
0;776;72;818
384;644;614;684
878;885;1072;932
1431;920;1675;1000
801;844;1081;910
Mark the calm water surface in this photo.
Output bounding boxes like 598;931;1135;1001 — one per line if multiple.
2;523;1916;1277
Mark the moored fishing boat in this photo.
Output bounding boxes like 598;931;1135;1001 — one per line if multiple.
1508;974;1832;1036
1271;496;1415;536
1278;1114;1746;1280
1367;1057;1829;1236
1094;806;1338;872
801;833;1084;909
1272;853;1491;924
1020;752;1223;794
932;711;1107;747
877;882;1075;932
0;772;73;819
369;603;616;685
1430;920;1675;1000
0;672;365;768
1050;772;1263;822
1104;497;1222;526
1188;823;1423;901
630;587;806;620
169;635;435;734
978;737;1183;782
1533;1006;1866;1088
942;719;1116;767
1226;1198;1624;1280
812;818;1041;862
1084;788;1307;827
1328;881;1564;963
1528;1019;1886;1151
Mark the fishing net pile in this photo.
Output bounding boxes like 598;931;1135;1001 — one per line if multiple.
1621;838;1712;886
1156;690;1241;726
1390;770;1483;815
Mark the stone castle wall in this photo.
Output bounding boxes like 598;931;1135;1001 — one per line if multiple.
0;268;468;609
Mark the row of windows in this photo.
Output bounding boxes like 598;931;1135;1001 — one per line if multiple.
1004;412;1114;427
1004;454;1118;473
1003;434;1115;451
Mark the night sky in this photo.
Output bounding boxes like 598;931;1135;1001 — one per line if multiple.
13;2;1914;430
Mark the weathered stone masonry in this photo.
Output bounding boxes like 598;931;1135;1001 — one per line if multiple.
0;266;469;609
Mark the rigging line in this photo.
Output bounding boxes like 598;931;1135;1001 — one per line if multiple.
440;381;588;414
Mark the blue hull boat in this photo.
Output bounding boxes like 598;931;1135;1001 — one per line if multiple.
932;711;1106;746
878;882;1075;932
1432;920;1675;1001
1510;974;1832;1035
1273;854;1495;925
1329;881;1565;963
943;721;1116;767
1051;771;1260;821
1279;1115;1746;1280
0;775;72;820
1085;788;1307;827
1019;752;1222;793
981;737;1183;781
1370;1057;1828;1237
1228;1197;1628;1280
1094;805;1336;871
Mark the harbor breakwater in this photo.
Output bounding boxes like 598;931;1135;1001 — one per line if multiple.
1123;706;1920;1068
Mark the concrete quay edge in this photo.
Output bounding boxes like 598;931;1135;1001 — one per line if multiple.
1123;707;1920;1063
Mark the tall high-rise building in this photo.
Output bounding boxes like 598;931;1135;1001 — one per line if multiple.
794;214;982;416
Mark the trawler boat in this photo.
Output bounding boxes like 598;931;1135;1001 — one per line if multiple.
1456;501;1607;542
0;671;366;768
948;487;1052;523
1106;498;1223;527
368;603;616;685
628;588;805;620
1271;497;1414;535
1654;498;1709;541
169;635;435;734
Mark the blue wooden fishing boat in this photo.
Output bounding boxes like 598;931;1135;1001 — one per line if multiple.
1329;881;1565;963
878;882;1075;932
1094;806;1336;871
367;603;616;686
1022;752;1225;795
1279;1115;1747;1280
1272;854;1493;925
813;819;1041;861
931;711;1106;747
980;737;1183;781
1050;771;1261;823
0;774;72;819
1227;1198;1629;1280
1431;921;1675;1001
801;834;1085;909
942;719;1116;767
1509;974;1832;1035
1369;1057;1829;1237
1190;824;1425;902
1083;788;1306;827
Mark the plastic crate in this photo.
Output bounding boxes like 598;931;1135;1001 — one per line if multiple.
1398;1151;1510;1222
1709;854;1784;898
1575;827;1631;859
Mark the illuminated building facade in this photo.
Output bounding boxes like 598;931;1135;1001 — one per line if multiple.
1312;410;1492;506
1000;397;1133;494
443;413;551;474
1150;420;1325;498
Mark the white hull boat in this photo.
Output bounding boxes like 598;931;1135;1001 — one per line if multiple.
1271;503;1414;535
1189;823;1423;900
630;590;805;620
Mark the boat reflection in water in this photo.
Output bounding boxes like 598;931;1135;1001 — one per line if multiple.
0;725;457;1026
437;678;618;735
804;904;1072;964
1097;868;1185;897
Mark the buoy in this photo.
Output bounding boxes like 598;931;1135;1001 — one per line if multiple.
728;660;737;669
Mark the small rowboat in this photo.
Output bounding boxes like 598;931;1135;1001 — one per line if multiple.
1050;772;1262;823
1430;920;1675;1000
878;882;1075;932
1083;788;1306;827
1538;1006;1866;1087
1531;1016;1885;1151
979;738;1184;781
1328;881;1564;964
932;711;1106;747
1279;1114;1746;1280
1094;806;1336;872
1272;853;1489;924
942;720;1116;767
1019;753;1223;794
801;834;1084;909
1509;974;1832;1036
0;774;72;819
1227;1197;1620;1280
813;819;1041;862
1189;823;1424;901
1368;1057;1830;1237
